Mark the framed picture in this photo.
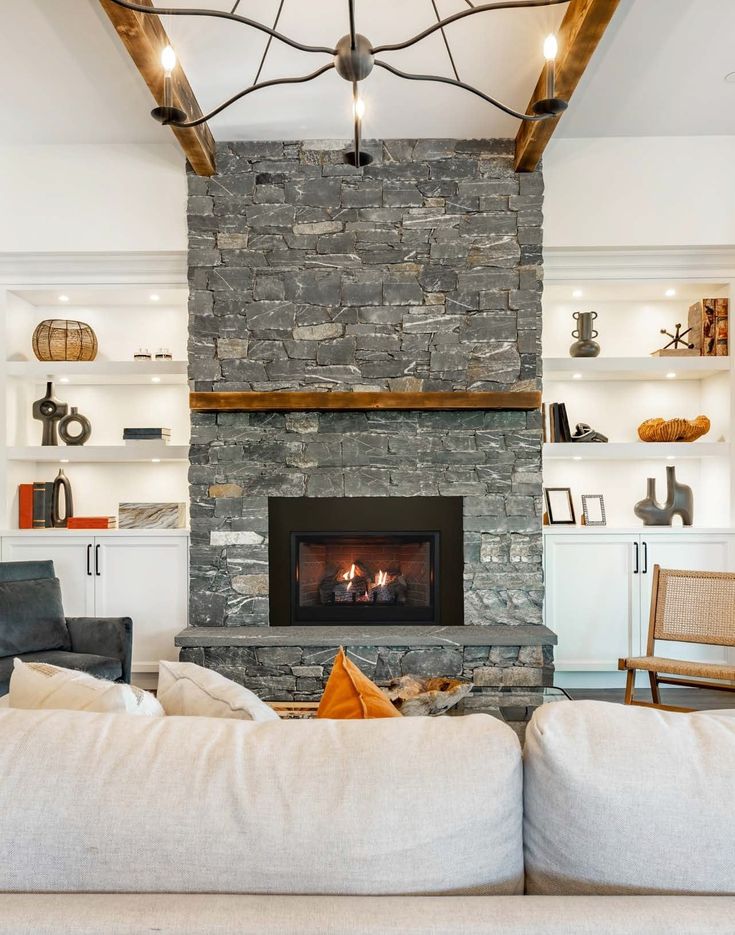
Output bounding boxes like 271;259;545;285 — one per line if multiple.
544;487;576;525
581;494;607;526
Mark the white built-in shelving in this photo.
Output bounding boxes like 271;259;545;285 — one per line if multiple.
543;442;731;461
0;266;191;530
544;356;730;382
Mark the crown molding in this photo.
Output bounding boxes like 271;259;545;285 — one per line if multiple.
544;246;735;281
0;252;187;287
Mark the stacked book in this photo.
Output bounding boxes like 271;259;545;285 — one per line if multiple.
123;427;171;446
19;483;54;529
67;517;118;530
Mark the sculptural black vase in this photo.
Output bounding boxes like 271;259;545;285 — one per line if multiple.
634;466;693;526
32;382;68;446
58;407;92;446
569;311;600;358
51;469;73;529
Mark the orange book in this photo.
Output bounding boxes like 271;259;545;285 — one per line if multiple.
67;517;115;529
18;484;34;529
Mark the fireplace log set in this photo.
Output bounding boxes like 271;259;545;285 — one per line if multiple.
318;561;408;606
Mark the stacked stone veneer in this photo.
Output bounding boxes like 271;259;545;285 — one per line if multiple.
184;139;551;719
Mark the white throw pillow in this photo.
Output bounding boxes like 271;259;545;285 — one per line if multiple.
9;659;164;716
157;660;279;721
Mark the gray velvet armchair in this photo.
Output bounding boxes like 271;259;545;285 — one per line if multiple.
0;560;132;695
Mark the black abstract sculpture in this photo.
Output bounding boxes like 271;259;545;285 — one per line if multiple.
634;465;693;526
32;382;68;446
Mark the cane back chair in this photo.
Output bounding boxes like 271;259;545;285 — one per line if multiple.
618;565;735;712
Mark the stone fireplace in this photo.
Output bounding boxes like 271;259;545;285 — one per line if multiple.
178;138;555;731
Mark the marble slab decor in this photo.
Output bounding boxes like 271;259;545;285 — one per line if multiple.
118;502;186;529
175;625;557;648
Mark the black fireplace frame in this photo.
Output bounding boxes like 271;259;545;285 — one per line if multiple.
268;497;464;627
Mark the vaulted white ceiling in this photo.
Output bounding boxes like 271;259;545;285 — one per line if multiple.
2;0;734;145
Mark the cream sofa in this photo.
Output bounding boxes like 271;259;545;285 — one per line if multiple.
0;701;733;934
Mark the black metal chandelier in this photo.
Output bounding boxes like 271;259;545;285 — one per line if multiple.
108;0;569;166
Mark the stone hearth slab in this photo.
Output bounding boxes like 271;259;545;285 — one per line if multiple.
175;624;557;648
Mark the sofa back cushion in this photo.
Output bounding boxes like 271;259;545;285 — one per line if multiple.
0;708;523;896
0;577;70;657
524;701;735;895
0;560;55;583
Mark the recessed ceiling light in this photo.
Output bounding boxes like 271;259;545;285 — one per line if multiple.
665;288;677;298
151;458;161;463
151;376;161;383
58;295;70;303
150;294;160;302
666;372;677;380
725;71;735;83
572;373;582;380
572;289;583;299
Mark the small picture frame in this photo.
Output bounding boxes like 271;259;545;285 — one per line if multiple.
544;487;576;525
581;494;607;527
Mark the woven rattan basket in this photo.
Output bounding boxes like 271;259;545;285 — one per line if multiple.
637;415;710;443
32;319;98;362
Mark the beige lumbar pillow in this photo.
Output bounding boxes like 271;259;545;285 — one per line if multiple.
9;659;164;716
157;660;279;721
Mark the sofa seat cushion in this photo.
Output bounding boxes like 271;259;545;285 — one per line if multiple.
0;895;734;935
0;651;122;694
0;707;522;896
0;577;70;657
524;700;735;895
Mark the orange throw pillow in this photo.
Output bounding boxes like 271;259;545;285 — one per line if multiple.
317;648;402;719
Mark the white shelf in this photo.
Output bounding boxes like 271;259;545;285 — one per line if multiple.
544;356;730;382
6;445;189;463
5;360;189;385
543;442;731;461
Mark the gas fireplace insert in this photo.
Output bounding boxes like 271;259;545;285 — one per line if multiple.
268;497;463;627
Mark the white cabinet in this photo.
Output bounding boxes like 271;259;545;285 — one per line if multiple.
0;533;188;673
545;534;640;670
545;531;735;671
95;537;188;671
1;536;95;617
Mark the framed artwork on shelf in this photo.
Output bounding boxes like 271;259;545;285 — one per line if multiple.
544;488;576;525
581;494;607;526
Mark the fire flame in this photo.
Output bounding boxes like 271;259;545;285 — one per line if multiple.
375;570;387;586
342;563;357;581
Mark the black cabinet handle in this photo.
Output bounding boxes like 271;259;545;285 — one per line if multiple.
95;544;101;576
86;544;92;576
633;541;639;574
642;541;648;575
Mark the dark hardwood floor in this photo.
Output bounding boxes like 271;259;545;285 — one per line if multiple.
566;687;735;710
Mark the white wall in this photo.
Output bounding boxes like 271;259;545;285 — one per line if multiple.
0;143;187;254
544;136;735;248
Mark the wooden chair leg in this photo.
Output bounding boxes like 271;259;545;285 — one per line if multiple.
648;671;661;706
624;668;636;705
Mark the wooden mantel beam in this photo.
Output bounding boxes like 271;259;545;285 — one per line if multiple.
514;0;621;173
190;390;542;413
99;0;216;176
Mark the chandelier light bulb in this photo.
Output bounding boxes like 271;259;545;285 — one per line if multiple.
353;96;366;120
161;44;177;76
543;34;558;61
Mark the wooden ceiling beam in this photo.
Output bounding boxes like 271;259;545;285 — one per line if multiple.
514;0;621;173
99;0;216;176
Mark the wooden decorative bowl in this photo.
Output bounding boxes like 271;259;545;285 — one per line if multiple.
32;319;98;362
637;415;711;443
380;675;472;716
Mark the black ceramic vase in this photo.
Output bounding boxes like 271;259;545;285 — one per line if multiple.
58;407;92;446
569;311;600;358
634;466;693;526
32;382;68;446
51;469;73;528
